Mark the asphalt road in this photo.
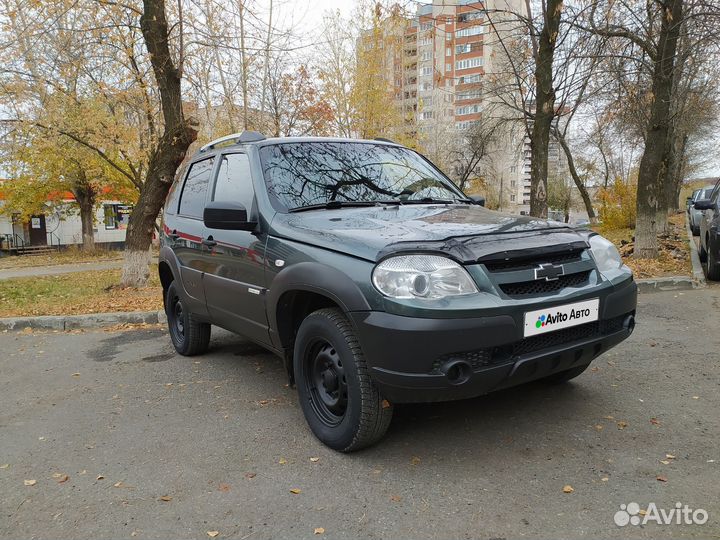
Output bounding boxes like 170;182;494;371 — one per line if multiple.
1;287;719;539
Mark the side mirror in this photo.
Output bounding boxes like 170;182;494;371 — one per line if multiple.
470;195;486;207
693;199;713;211
203;201;257;231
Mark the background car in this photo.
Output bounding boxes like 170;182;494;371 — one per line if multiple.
697;178;720;280
689;186;715;235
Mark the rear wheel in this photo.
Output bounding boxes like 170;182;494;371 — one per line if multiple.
166;282;211;356
707;243;720;281
700;239;708;262
542;364;590;384
294;308;393;452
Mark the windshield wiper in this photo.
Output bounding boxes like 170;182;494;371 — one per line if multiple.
396;197;470;205
288;201;380;213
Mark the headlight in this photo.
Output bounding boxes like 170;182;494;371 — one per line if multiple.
589;235;623;272
372;254;478;299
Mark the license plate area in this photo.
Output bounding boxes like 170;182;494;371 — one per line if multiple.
523;298;600;337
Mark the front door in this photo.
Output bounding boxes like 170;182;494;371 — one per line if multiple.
201;152;270;345
28;215;47;245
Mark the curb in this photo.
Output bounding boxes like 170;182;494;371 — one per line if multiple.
636;276;699;293
0;310;167;331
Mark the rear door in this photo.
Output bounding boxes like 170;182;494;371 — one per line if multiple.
202;152;271;345
171;157;216;315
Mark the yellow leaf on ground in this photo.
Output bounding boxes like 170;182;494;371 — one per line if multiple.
660;460;670;465
657;475;668;482
310;457;320;462
314;528;325;535
665;453;676;459
24;479;36;486
56;474;69;483
290;488;302;494
562;485;574;493
617;421;628;429
278;458;288;465
0;464;9;469
96;475;105;480
159;495;172;501
390;495;402;502
207;532;219;538
410;456;421;465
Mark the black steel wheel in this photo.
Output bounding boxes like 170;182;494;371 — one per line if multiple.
294;308;393;452
165;282;211;356
707;242;720;281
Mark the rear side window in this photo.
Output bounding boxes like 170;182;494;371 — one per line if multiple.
213;153;255;213
179;158;215;218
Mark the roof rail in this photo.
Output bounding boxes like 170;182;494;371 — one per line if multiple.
374;137;397;144
199;131;266;152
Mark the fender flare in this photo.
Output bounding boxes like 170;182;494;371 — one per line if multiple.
266;261;371;347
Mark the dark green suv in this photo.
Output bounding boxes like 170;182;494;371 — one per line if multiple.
159;132;637;451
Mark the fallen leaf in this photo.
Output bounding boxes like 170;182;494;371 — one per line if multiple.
313;528;325;535
72;373;80;377
665;453;676;459
390;495;402;502
650;418;660;425
310;457;320;463
289;488;302;494
258;400;270;405
218;483;231;492
562;485;574;493
278;458;287;465
616;421;628;430
56;474;69;483
594;424;604;431
381;399;391;409
96;475;105;480
0;464;8;469
639;509;647;516
410;456;421;465
244;472;256;479
657;475;668;482
159;495;172;502
24;479;37;486
601;477;609;482
207;532;219;538
114;481;124;488
603;415;614;420
692;396;699;400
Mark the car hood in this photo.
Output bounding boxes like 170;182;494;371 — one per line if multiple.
269;204;590;263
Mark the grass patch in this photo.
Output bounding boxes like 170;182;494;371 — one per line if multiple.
0;267;162;317
595;212;692;279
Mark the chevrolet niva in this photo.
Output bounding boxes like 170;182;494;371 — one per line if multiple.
158;132;637;452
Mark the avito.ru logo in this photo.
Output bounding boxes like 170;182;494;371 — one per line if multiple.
614;502;709;527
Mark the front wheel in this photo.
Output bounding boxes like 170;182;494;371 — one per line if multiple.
294;308;393;452
165;282;211;356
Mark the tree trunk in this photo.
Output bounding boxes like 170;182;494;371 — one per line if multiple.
72;176;96;251
634;0;683;259
121;0;197;287
529;0;562;219
554;129;597;223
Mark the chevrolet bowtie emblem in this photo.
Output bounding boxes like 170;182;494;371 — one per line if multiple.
534;263;565;281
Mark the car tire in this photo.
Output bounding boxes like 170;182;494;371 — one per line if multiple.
699;240;708;263
294;308;393;452
165;281;211;356
707;244;720;281
541;364;590;384
692;225;700;236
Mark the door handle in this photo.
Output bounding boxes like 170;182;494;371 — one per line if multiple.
168;229;180;240
202;236;217;248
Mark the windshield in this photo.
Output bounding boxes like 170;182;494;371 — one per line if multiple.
259;142;467;211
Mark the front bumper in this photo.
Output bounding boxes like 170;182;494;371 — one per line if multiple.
349;278;637;403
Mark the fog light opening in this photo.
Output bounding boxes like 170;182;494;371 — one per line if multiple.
440;360;472;385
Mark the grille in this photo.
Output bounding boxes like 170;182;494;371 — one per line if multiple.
500;270;591;297
484;250;584;273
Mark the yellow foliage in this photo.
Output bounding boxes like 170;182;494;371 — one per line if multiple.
597;177;637;230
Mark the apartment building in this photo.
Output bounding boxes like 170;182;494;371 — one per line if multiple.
383;0;529;211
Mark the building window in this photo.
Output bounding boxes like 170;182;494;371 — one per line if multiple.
455;57;484;70
458;12;483;23
421;51;432;61
511;179;517;187
421;81;432;91
445;63;452;72
446;47;452;56
446;32;452;41
456;25;484;38
421;111;433;120
456;90;481;100
456;104;482;115
456;43;471;54
420;22;432;31
510;166;517;173
419;37;432;46
510;194;516;202
104;204;132;230
421;66;433;76
459;74;481;84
